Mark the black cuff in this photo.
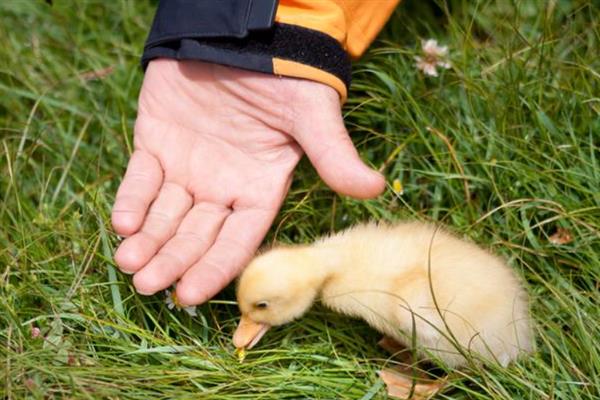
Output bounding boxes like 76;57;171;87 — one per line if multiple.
142;23;352;91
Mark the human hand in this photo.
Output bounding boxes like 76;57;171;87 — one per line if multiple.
111;59;385;305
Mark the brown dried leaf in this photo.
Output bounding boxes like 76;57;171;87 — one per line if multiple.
549;228;573;245
378;336;406;355
379;369;446;400
67;353;79;366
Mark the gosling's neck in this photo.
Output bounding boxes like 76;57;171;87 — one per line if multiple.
301;241;348;294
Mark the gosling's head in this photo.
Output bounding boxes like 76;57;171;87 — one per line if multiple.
233;246;322;349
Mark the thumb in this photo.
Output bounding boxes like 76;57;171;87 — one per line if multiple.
291;90;385;199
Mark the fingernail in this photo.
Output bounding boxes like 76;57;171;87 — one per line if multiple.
119;268;135;275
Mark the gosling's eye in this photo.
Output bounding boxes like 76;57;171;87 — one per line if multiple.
255;301;269;309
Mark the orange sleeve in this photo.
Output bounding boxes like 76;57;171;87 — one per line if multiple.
276;0;401;58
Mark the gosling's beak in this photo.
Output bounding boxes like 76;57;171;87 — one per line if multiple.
233;316;270;349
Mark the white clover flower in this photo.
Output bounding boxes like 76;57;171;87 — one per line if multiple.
165;289;176;309
165;289;197;317
415;39;451;77
182;305;198;317
422;39;449;58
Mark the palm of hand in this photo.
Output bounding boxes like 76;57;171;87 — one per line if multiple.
112;59;384;305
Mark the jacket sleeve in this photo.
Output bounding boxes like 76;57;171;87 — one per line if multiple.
142;0;400;103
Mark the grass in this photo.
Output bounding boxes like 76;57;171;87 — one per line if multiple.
1;0;599;398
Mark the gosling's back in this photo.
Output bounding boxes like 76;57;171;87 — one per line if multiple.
317;222;532;367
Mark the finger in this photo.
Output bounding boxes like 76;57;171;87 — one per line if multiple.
176;207;276;305
292;94;385;199
132;202;231;295
112;150;163;236
114;182;192;273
